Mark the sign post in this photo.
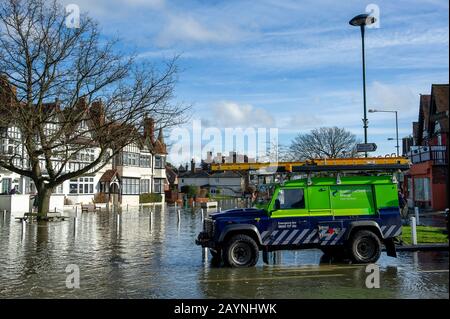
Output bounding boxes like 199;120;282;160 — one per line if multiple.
356;143;377;153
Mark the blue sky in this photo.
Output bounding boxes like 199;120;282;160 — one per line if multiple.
63;0;449;162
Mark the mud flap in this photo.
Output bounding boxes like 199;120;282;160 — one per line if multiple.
262;248;269;264
384;238;397;258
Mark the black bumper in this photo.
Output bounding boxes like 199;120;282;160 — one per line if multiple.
195;231;216;248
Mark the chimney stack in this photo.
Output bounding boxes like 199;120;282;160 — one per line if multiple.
91;100;105;125
190;159;195;173
143;117;155;143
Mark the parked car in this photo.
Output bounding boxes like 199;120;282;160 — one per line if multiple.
196;175;401;267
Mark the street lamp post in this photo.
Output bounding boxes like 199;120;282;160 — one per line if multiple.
369;109;400;156
349;14;376;157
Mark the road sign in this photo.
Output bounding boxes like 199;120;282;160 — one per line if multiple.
356;143;377;153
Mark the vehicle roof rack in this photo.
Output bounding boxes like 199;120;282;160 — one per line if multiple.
210;157;411;173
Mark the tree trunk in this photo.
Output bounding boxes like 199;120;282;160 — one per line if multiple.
36;186;51;219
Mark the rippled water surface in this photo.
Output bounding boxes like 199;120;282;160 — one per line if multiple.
0;205;448;299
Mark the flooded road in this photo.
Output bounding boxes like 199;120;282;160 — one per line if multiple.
0;205;448;299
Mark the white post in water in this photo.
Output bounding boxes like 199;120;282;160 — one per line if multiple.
117;211;121;234
414;207;420;226
149;208;152;231
21;217;26;240
410;216;417;245
201;208;205;223
177;209;181;221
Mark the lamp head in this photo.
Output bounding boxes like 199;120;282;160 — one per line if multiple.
349;14;376;27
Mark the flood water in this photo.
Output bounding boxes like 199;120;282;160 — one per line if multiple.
0;204;448;299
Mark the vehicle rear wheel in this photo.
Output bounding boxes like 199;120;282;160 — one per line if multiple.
348;230;381;264
223;234;259;268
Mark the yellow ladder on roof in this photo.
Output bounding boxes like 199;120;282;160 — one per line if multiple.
210;157;410;172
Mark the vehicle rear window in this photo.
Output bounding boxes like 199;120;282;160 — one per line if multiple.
278;188;305;209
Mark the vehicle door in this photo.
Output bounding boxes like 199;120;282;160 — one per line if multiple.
261;187;311;246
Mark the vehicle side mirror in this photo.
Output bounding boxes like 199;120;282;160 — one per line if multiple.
274;199;280;210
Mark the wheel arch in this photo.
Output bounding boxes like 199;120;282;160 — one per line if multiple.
219;224;262;247
345;221;384;242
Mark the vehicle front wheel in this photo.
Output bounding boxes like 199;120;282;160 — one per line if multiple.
223;234;259;267
348;230;381;264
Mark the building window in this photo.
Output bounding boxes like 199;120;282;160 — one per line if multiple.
52;184;64;194
122;177;140;195
140;179;150;193
69;177;94;194
155;156;164;168
153;179;162;193
1;178;11;194
123;152;139;166
414;178;430;201
140;155;151;168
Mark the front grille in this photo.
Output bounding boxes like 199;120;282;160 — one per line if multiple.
203;218;215;237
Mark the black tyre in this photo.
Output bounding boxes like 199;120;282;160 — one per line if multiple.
348;230;381;264
223;234;259;267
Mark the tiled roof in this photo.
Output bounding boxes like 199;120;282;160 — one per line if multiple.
431;84;449;133
431;84;449;114
210;171;242;178
99;169;119;182
179;170;210;178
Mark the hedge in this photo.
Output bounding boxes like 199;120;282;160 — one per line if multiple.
139;193;162;203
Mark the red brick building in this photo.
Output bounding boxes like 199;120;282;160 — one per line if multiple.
404;84;449;211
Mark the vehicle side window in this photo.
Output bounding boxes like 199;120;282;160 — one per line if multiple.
277;188;305;209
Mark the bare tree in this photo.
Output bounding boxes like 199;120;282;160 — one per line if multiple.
289;127;359;160
0;0;189;218
258;141;292;163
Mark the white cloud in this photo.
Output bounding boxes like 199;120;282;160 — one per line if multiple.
370;81;418;115
209;101;275;128
156;14;241;47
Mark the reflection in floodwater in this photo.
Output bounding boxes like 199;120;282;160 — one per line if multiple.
0;203;448;299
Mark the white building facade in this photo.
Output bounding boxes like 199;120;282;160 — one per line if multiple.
0;115;167;212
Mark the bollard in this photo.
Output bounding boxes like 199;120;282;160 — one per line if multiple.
149;209;153;231
201;208;205;222
21;218;26;240
414;207;420;226
410;216;417;245
73;216;76;235
177;209;181;221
